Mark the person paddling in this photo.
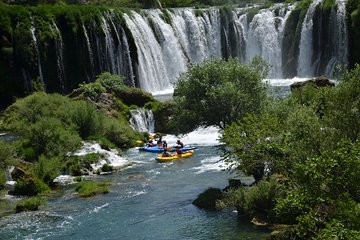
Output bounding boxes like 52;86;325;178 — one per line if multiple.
175;139;184;154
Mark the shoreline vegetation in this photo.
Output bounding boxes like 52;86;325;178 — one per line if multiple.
187;61;360;239
0;72;155;214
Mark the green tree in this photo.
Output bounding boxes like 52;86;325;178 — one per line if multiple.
173;58;268;132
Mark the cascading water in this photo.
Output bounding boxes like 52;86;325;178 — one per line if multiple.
243;4;294;78
30;19;45;91
147;10;187;85
169;8;221;64
51;22;66;93
123;12;172;92
129;109;155;133
83;23;95;76
324;0;348;77
4;4;351;100
298;0;323;77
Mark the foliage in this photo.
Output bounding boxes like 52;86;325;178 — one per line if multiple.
15;197;43;213
221;113;287;181
101;163;113;172
13;176;50;196
115;87;155;107
26;117;82;157
295;140;360;202
218;176;283;222
33;155;60;187
192;187;223;210
220;65;360;238
75;181;110;197
173;58;268;132
64;153;103;176
150;100;176;133
70;101;102;139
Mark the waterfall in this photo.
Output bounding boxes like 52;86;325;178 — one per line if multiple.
129;109;155;133
324;0;348;77
101;16;118;74
30;19;45;91
123;8;221;93
147;10;187;85
3;4;352;101
242;4;294;78
51;22;66;93
169;8;221;64
5;166;16;190
83;23;95;75
298;0;323;77
123;12;172;92
120;27;136;87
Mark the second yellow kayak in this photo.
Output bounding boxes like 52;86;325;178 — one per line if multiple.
155;150;194;162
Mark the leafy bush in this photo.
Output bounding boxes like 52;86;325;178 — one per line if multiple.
13;177;50;196
33;155;60;187
64;153;103;176
173;58;268;132
26;117;82;158
16;197;42;213
75;181;110;197
70;101;102;139
101;164;113;172
103;116;138;149
115;87;155;107
218;176;283;222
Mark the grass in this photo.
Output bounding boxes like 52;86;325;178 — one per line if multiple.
15;197;43;213
75;181;111;197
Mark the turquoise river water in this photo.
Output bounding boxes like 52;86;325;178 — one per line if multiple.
0;130;271;239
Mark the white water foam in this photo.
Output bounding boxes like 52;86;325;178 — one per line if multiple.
265;77;310;86
192;156;226;174
152;88;175;96
53;175;76;185
163;126;221;147
73;142;129;170
90;203;110;213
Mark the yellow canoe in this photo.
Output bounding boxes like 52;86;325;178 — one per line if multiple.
155;150;194;162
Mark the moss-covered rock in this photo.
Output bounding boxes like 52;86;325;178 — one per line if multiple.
115;87;155;107
192;187;224;211
15;197;42;213
75;181;110;197
150;100;176;133
290;75;335;92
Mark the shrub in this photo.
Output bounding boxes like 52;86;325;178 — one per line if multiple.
75;181;110;197
115;87;155;107
27;117;82;157
70;101;103;139
218;176;283;222
33;155;60;187
101;164;113;172
65;153;103;176
16;197;42;213
13;177;49;196
103;117;138;149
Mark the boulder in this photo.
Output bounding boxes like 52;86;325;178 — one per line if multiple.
290;76;335;92
11;166;26;181
192;187;223;211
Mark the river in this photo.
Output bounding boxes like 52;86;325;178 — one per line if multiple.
0;128;271;239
